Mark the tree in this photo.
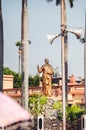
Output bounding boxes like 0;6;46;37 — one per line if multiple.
29;75;40;87
0;0;3;91
14;73;22;88
3;67;16;75
15;41;22;74
15;40;31;75
21;0;29;110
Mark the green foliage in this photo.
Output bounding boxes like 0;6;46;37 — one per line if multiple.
14;74;22;88
29;76;34;86
66;105;86;129
34;75;40;86
15;41;21;46
29;75;40;87
56;103;85;129
53;102;86;130
66;105;85;122
3;67;16;76
53;101;62;111
52;101;62;120
29;94;48;116
52;102;85;125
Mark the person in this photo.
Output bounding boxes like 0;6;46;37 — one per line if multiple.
37;58;54;97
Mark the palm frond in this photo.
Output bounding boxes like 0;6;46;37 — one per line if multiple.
69;0;74;8
56;0;61;6
46;0;61;5
46;0;53;2
15;41;21;46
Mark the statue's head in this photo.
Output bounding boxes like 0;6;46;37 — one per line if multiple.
45;58;49;64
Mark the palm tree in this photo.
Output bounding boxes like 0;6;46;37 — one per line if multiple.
15;40;31;75
46;0;74;130
0;0;3;92
15;41;22;74
21;0;29;110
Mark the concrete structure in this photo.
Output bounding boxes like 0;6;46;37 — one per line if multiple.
3;75;14;89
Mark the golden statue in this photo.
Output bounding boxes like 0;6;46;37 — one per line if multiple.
37;58;54;96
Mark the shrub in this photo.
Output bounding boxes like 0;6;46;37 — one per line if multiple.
29;94;48;116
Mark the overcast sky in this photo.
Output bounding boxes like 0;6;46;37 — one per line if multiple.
2;0;86;78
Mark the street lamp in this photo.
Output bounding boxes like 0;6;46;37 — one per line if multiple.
47;27;82;130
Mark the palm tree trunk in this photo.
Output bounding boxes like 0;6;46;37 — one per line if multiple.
61;0;67;129
21;0;29;110
63;0;68;105
0;0;3;92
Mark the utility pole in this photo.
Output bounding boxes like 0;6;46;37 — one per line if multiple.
84;12;86;110
61;0;66;130
80;12;86;110
21;0;29;110
0;0;3;92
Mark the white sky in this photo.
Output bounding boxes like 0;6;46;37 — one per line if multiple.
2;0;86;78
